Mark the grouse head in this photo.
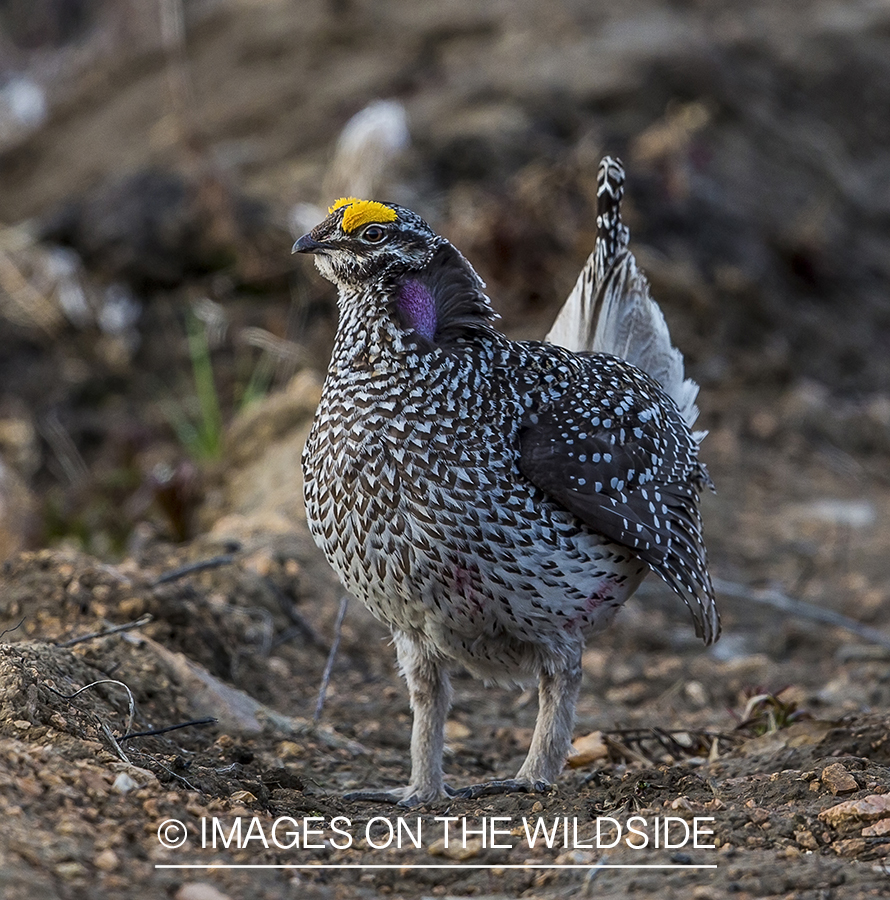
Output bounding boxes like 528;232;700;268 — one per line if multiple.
294;198;498;347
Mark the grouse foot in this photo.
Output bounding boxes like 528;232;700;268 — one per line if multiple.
451;778;552;800
344;784;460;808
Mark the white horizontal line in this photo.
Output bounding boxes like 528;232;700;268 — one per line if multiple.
155;864;717;870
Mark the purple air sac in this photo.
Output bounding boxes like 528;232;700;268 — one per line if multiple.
398;280;437;341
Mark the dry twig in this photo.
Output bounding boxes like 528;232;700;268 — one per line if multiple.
57;614;153;648
0;616;26;641
46;678;137;735
714;577;890;650
151;553;237;586
314;595;349;722
121;716;216;744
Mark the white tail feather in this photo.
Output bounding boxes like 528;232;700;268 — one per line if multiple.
546;157;702;433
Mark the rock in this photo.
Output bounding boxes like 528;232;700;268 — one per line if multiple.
568;730;608;767
444;720;472;741
276;741;303;759
54;861;87;880
93;848;119;871
818;794;890;828
176;884;233;900
861;818;890;837
0;76;47;152
428;837;484;860
820;763;858;795
111;773;139;794
835;838;867;857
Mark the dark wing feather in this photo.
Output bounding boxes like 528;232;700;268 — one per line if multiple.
518;355;719;644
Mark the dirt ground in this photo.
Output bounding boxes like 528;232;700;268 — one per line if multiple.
1;1;889;898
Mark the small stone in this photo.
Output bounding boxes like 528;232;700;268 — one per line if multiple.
176;884;233;900
444;720;471;741
555;849;597;865
243;548;275;577
94;849;119;871
795;829;818;850
835;838;866;857
55;862;87;880
862;818;890;837
112;773;139;794
276;741;303;759
819;794;890;828
684;681;708;706
118;597;145;618
428;837;483;860
821;763;858;795
568;731;608;767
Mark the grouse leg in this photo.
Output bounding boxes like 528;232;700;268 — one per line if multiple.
453;650;582;800
345;630;454;806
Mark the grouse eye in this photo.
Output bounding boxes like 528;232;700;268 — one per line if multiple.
362;225;387;243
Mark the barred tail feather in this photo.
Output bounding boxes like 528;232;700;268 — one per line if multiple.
546;156;702;433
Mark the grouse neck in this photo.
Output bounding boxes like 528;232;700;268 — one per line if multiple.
330;286;421;374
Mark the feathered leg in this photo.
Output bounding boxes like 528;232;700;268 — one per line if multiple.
454;651;582;800
516;652;583;784
345;630;454;806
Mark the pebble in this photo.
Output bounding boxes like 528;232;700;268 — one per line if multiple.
835;838;867;856
276;740;303;758
568;731;608;767
796;499;876;528
55;861;87;880
428;837;483;860
821;763;858;795
111;773;139;794
444;720;471;741
176;884;233;900
94;848;119;871
861;818;890;837
794;829;818;850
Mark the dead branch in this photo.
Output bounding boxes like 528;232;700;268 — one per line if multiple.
314;595;349;722
57;614;153;648
0;616;26;641
150;553;237;586
714;577;890;651
46;678;137;735
120;716;216;744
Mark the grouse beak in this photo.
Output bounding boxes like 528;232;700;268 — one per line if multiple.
292;234;324;254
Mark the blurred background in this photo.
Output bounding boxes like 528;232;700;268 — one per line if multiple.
1;0;888;573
